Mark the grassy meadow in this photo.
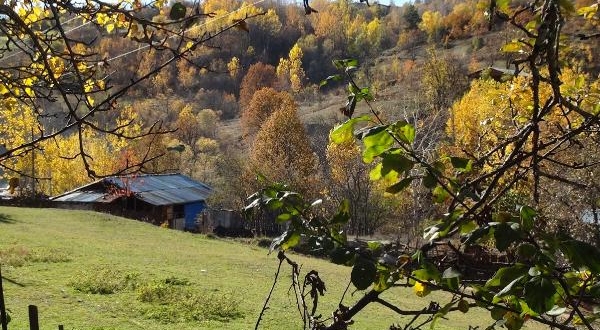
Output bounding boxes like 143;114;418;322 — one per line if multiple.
0;207;542;329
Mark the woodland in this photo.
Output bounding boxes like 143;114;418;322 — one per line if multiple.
2;0;600;329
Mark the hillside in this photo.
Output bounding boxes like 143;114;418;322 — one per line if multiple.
0;207;542;330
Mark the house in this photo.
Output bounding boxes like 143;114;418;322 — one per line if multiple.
52;173;212;231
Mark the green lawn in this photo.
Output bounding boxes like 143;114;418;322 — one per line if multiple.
0;207;541;329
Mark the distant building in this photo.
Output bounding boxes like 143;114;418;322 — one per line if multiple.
52;173;212;231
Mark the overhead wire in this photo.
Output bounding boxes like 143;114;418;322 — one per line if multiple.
102;0;266;66
0;13;90;63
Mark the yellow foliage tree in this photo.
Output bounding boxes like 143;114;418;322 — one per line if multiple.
276;43;306;93
419;10;444;41
249;98;319;198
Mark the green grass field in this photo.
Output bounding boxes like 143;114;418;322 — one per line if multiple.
0;207;543;329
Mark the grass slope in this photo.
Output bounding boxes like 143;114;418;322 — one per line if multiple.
0;207;540;329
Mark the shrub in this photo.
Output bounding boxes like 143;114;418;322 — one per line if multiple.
136;278;242;322
69;268;139;294
0;245;71;267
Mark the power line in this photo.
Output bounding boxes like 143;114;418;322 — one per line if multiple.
103;0;266;66
0;14;89;63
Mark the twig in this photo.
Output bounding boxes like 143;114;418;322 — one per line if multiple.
255;250;285;330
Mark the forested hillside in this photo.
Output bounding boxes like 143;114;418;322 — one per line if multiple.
2;0;600;240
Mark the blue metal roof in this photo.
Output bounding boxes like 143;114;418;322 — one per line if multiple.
52;174;212;206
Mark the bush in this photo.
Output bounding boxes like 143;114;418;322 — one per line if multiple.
69;268;139;294
0;245;70;267
137;278;242;322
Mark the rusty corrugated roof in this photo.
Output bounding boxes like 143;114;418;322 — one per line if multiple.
52;174;212;206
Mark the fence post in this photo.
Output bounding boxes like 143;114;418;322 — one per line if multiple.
28;305;39;330
0;266;7;330
58;325;64;330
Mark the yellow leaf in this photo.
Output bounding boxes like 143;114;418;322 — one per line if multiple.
84;80;94;93
23;77;34;86
86;95;95;106
96;80;106;90
77;62;88;72
106;23;115;33
96;13;108;25
413;282;430;297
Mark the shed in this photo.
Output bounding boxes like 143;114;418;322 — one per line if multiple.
52;173;212;231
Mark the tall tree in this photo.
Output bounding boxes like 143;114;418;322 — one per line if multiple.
239;62;278;109
241;87;295;139
403;3;421;30
249;98;319;198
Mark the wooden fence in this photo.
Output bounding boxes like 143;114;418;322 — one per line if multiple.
0;266;64;330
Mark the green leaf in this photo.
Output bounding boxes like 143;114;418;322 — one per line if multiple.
169;2;187;20
333;59;359;70
449;156;472;173
276;212;292;223
367;241;382;251
432;185;450;204
329;115;370;144
391;121;415;144
330;228;347;245
517;243;537;259
359;87;374;101
360;125;394;163
319;74;343;87
269;231;291;252
519;205;536;231
412;263;441;282
496;0;510;11
330;247;354;265
494;222;521;251
495;275;525;297
558;239;600;273
373;271;392;292
348;82;360;95
280;232;301;251
504;312;525;330
381;150;414;177
490;307;507;320
351;258;377;290
423;170;437;188
385;177;414;194
524;276;556;314
460;220;478;235
463;225;492;245
486;264;528;288
331;199;350;225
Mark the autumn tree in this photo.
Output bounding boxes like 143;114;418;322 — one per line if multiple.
276;43;306;93
419;10;445;42
240;87;295;139
249;97;319;198
0;0;263;186
239;62;278;109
